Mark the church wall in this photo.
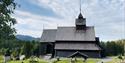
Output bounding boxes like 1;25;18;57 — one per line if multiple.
40;42;54;55
39;43;47;55
55;50;101;58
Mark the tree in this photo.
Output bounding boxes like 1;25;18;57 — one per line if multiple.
0;0;17;40
101;39;125;56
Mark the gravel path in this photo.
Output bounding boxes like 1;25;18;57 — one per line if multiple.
97;57;113;63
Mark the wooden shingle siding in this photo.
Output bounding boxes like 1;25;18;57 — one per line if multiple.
55;50;101;58
55;43;101;50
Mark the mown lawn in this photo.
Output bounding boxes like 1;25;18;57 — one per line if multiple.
7;58;99;63
0;55;120;63
0;55;4;63
86;58;99;63
52;58;99;63
8;60;28;63
8;59;48;63
8;60;48;63
0;55;48;63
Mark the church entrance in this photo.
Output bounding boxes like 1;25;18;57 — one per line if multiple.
46;43;54;54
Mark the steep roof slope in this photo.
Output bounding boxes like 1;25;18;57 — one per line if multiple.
40;29;57;42
40;26;96;42
56;26;95;41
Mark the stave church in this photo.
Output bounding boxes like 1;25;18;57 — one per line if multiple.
40;11;104;58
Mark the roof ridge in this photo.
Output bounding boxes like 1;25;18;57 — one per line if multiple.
43;29;57;30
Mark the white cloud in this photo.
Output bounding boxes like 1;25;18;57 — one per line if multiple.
13;0;125;41
13;10;75;37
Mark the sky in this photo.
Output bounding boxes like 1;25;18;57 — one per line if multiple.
12;0;125;41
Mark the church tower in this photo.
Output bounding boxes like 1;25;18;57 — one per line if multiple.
75;13;86;30
75;0;86;30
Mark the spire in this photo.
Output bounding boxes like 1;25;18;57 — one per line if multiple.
78;13;83;19
78;0;84;19
80;0;81;13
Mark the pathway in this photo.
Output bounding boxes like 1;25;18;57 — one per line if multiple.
97;57;113;63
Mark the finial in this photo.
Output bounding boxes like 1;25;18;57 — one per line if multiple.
80;0;82;13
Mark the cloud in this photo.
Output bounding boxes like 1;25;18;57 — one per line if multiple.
13;0;125;41
13;10;74;37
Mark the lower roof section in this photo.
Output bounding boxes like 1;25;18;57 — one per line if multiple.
55;43;101;50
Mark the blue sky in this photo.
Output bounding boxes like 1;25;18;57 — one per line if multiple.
13;0;125;41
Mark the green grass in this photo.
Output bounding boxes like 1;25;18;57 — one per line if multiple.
0;55;48;63
55;60;98;63
8;59;48;63
86;58;99;63
8;60;28;63
0;57;99;63
0;55;4;63
8;60;48;63
0;55;119;63
52;58;99;63
55;60;69;63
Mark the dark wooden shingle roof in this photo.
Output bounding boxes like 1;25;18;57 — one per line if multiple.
40;29;57;42
40;26;96;42
56;27;95;41
55;43;101;50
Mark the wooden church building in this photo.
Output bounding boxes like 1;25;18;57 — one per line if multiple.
40;12;103;58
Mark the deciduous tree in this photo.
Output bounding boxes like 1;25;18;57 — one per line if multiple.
0;0;17;40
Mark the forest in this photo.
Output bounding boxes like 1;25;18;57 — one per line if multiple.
0;39;40;58
101;39;125;56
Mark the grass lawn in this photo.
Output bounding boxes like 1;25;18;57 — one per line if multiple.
54;60;69;63
8;59;48;63
0;55;120;63
8;60;48;63
52;58;99;63
0;55;4;63
0;55;48;63
54;60;99;63
86;58;99;63
8;60;28;63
